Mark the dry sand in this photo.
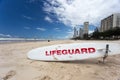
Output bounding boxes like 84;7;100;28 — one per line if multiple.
0;40;120;80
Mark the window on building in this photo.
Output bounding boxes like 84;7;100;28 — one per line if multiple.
116;17;120;27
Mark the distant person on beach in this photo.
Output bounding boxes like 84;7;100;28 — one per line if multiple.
48;40;50;42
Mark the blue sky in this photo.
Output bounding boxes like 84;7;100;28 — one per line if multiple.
0;0;71;39
0;0;120;39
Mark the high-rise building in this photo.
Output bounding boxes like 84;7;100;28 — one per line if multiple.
73;27;77;38
100;13;120;32
79;28;83;38
73;22;89;38
83;22;89;34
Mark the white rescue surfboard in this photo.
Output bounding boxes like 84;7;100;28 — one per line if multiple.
27;43;120;61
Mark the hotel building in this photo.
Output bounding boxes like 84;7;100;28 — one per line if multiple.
83;22;89;34
100;13;120;32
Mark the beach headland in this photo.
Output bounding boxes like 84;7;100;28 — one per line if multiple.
0;40;120;80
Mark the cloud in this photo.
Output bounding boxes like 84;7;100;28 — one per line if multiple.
36;27;46;31
27;0;40;3
54;28;61;31
22;15;33;20
24;27;31;29
43;0;120;27
64;29;74;38
44;16;53;23
0;34;12;38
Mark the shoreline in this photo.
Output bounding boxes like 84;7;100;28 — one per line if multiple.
0;39;120;44
0;40;52;45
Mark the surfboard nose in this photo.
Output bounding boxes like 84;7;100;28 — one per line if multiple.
27;51;32;59
27;49;48;60
27;50;38;60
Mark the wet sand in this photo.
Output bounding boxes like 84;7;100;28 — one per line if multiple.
0;40;120;80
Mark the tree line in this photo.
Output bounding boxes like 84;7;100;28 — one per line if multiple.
91;27;120;40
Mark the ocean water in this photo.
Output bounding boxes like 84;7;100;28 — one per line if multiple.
0;38;47;44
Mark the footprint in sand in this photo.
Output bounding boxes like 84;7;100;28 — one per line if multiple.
41;76;52;80
3;70;16;80
34;75;53;80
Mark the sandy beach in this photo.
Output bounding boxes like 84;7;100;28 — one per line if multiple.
0;40;120;80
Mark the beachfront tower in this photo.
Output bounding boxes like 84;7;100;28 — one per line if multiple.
100;13;120;32
79;28;83;38
83;22;89;34
73;27;77;38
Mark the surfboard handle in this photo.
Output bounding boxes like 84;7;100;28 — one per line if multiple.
103;44;109;63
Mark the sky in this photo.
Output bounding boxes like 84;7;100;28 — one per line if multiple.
0;0;120;39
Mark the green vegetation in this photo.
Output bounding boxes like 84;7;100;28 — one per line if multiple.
91;27;120;40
